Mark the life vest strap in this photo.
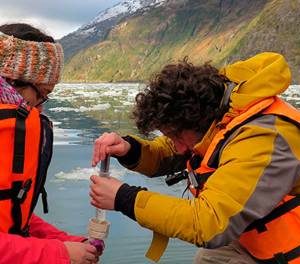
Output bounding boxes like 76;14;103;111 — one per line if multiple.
13;106;29;173
0;106;47;237
41;187;49;214
255;245;300;264
0;189;13;200
188;171;213;198
245;195;300;233
0;180;33;201
3;180;32;236
19;225;30;237
9;181;23;234
0;109;18;119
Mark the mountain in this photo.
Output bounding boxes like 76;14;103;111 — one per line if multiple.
62;0;300;83
60;0;166;62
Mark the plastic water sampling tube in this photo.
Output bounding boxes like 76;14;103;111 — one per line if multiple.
88;156;111;255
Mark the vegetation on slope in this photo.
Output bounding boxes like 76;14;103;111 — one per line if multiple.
63;0;300;83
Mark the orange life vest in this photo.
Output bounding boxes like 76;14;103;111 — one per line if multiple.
0;103;52;236
187;96;300;263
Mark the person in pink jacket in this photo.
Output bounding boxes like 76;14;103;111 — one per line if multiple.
0;24;99;263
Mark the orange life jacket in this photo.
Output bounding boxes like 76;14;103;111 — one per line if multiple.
0;103;52;236
187;96;300;264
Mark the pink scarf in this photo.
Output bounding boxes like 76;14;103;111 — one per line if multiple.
0;76;26;105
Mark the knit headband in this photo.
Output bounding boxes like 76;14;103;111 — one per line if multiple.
0;32;64;86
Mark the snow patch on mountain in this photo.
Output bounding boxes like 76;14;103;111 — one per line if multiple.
60;0;166;61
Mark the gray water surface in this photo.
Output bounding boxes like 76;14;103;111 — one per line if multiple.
36;83;199;264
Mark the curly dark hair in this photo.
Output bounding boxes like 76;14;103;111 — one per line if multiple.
132;58;228;136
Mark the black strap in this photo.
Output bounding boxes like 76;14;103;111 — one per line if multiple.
197;172;213;185
216;81;237;121
19;225;30;237
7;180;33;235
41;187;49;214
0;189;13;200
0;179;32;236
255;245;300;264
245;195;300;233
273;253;288;264
0;106;29;173
0;109;17;120
8;181;23;235
13;106;29;173
0;107;33;236
284;246;300;263
190;155;202;170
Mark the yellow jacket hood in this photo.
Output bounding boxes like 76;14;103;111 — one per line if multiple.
220;52;292;110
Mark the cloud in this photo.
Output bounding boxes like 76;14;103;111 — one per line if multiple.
0;0;121;38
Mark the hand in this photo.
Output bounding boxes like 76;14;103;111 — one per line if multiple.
92;132;131;167
64;241;99;264
90;175;123;210
84;239;104;257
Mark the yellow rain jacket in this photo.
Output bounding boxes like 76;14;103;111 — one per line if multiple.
124;53;300;262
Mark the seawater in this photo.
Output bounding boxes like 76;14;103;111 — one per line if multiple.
35;83;300;264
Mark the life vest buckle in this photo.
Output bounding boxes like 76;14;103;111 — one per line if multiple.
188;171;199;188
20;225;30;237
165;170;188;186
16;105;29;119
17;179;32;203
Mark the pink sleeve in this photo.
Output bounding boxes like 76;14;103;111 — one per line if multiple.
0;231;70;264
29;214;87;242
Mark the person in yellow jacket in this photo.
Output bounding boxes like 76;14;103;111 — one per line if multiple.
90;52;300;263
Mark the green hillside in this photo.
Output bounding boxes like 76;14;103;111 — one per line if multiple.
63;0;300;83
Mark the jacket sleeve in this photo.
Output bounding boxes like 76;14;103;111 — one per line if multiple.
120;135;189;177
29;214;87;242
133;117;300;248
0;231;70;263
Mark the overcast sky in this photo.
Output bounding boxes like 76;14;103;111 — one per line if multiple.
0;0;121;39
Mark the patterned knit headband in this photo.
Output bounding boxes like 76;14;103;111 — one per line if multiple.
0;32;64;85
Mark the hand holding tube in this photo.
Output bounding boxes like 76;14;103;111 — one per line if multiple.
92;132;131;167
88;156;113;258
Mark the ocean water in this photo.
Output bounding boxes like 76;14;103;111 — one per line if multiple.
35;83;300;264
